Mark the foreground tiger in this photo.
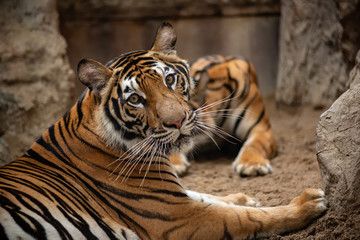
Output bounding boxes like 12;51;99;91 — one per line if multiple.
170;55;276;176
0;23;326;239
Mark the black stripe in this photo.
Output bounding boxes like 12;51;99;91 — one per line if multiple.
122;57;156;76
62;111;73;140
49;124;71;163
232;93;258;137
226;68;239;95
222;221;232;240
23;149;149;238
0;189;72;240
104;101;140;141
49;191;109;240
168;62;189;77
238;68;250;99
246;209;264;233
106;51;147;68
162;223;188;239
59;121;117;173
76;90;87;128
116;82;126;105
244;109;265;140
121;229;128;239
0;222;9;240
0;173;51;199
36;136;72;166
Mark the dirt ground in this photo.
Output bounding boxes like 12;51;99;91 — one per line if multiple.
181;96;360;239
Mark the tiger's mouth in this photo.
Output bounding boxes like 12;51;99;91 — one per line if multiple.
164;133;193;155
150;124;195;155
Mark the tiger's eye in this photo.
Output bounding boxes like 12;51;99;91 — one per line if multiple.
165;74;175;85
128;94;140;104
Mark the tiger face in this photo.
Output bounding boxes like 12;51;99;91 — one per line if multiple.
77;24;199;157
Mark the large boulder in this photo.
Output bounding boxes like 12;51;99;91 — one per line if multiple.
0;0;75;161
316;63;360;211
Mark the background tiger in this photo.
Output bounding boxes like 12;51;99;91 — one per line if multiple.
0;23;326;239
170;55;277;177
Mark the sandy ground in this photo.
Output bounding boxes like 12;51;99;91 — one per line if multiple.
181;96;360;239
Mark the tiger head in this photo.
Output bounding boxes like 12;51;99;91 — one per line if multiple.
76;23;204;157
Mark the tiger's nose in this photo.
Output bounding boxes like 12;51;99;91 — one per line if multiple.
164;114;185;129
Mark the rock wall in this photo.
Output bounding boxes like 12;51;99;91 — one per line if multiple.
316;51;360;212
0;0;75;163
276;0;360;108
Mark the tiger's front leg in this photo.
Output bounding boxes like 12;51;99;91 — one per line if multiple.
161;188;327;239
233;127;276;177
169;153;190;176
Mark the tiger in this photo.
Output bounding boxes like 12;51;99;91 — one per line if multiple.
0;22;326;239
170;55;277;176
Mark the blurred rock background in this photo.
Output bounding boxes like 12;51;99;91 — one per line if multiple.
0;0;75;162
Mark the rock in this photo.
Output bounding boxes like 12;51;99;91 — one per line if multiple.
0;90;13;165
276;0;359;107
0;0;75;162
0;138;10;166
316;82;360;212
346;50;360;89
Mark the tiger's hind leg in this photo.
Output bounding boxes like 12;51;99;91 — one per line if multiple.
169;153;190;176
186;190;260;207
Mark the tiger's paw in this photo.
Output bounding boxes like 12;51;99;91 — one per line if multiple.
291;189;328;218
169;154;190;177
232;156;272;177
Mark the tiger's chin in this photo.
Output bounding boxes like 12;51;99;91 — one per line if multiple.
167;134;194;156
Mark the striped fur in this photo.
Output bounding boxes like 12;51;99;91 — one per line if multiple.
170;55;277;177
0;23;326;239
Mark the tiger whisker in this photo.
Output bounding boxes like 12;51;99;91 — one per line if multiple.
196;91;236;110
140;145;157;187
121;138;156;182
110;138;152;178
107;134;153;169
195;125;221;150
137;139;155;171
140;138;165;187
197;108;235;114
195;119;239;144
197;112;244;119
196;108;242;116
111;136;155;182
157;141;165;181
195;93;237;113
197;107;257;117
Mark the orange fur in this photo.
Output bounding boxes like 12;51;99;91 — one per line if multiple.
0;23;326;240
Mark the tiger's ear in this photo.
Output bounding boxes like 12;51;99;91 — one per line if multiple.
151;22;177;55
77;59;113;97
